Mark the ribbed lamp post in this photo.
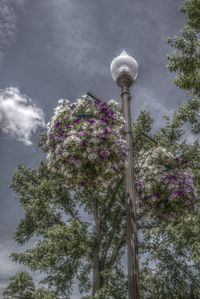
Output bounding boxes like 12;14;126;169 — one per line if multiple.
110;51;140;299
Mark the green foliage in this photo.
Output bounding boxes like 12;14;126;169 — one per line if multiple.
9;157;128;297
167;0;200;99
3;271;57;299
93;265;127;299
136;112;200;298
135;4;200;289
139;212;200;298
10;162;90;297
167;0;200;143
3;271;35;299
133;111;155;152
167;26;200;96
11;162;76;245
183;0;200;31
34;288;56;299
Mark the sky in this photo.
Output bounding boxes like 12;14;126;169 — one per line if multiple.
0;0;187;297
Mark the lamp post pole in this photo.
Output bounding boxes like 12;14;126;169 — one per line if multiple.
110;52;140;299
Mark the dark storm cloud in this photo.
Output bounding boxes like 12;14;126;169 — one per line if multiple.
0;0;187;296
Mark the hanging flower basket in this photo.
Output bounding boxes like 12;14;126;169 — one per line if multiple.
136;146;197;217
46;96;127;190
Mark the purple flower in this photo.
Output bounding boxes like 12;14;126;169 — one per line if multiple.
80;181;86;187
48;133;54;140
94;99;101;106
155;192;161;199
177;191;184;196
55;122;61;128
69;158;78;165
100;117;107;122
100;104;109;113
100;102;108;109
80;141;86;146
103;128;111;135
87;119;96;124
171;190;181;198
74;118;81;124
100;150;110;159
79;130;86;137
108;111;116;119
65;124;73;129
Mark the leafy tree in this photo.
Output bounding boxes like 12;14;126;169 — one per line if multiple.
3;271;35;299
167;0;200;134
34;288;56;299
138;1;200;297
3;272;57;299
9;160;127;298
167;0;200;97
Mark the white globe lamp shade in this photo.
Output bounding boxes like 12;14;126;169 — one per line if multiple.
110;51;138;86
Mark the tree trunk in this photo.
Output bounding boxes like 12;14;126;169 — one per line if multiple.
92;205;101;297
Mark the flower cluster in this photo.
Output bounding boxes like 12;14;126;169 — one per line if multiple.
136;146;197;216
46;96;127;190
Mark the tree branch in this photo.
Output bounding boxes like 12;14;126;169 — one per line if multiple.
106;230;127;268
100;211;125;270
101;176;124;222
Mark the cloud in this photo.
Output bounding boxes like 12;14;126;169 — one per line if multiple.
0;87;45;145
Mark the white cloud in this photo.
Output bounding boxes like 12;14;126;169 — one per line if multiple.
0;87;45;145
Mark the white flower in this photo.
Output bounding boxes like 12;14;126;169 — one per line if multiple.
64;136;80;145
55;145;62;154
145;184;152;193
58;98;70;105
51;167;57;173
82;123;89;130
63;151;69;157
92;138;100;144
77;98;85;105
88;153;98;161
97;128;104;134
65;172;73;178
68;130;78;136
108;99;119;106
61;165;65;172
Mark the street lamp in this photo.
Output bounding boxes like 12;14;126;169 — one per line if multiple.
110;51;140;299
